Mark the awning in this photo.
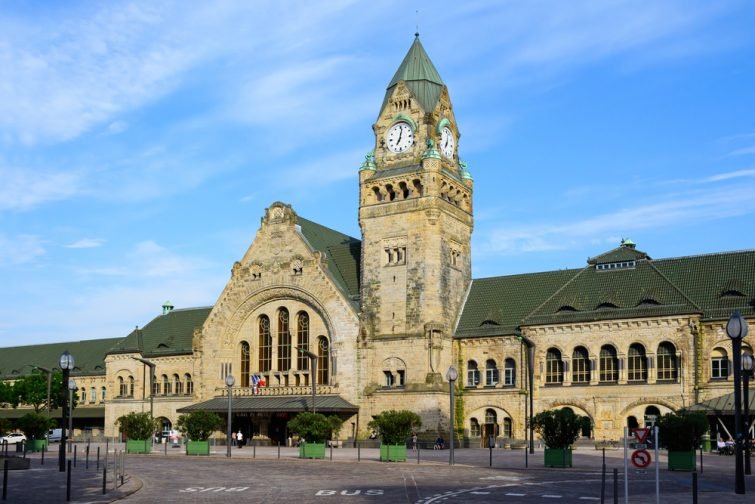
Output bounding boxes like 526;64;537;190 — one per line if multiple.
689;392;755;415
177;395;358;414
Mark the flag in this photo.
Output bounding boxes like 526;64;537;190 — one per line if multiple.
251;374;267;387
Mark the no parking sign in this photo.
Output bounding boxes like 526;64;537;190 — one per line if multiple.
631;449;651;468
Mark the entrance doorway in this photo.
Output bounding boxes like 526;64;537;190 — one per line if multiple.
482;409;498;447
269;413;290;445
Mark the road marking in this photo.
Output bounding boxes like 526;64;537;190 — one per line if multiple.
505;493;526;496
579;498;600;501
470;492;490;495
542;495;562;499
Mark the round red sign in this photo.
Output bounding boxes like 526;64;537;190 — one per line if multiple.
631;449;651;468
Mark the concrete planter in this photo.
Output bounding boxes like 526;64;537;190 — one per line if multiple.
668;450;696;471
544;447;573;467
380;444;407;462
186;440;210;456
126;439;151;454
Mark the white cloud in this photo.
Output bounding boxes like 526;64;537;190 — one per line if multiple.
107;121;128;135
0;165;82;211
0;234;46;266
703;168;755;182
65;238;105;249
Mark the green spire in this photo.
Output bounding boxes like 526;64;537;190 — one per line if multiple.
380;35;445;114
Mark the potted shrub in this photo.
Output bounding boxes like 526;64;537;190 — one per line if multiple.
288;412;338;459
176;411;222;455
368;409;422;462
532;408;586;467
116;412;158;454
658;410;707;471
17;412;52;452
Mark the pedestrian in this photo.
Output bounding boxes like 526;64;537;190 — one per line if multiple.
237;430;244;448
412;432;418;451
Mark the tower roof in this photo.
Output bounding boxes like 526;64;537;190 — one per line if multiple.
381;35;445;114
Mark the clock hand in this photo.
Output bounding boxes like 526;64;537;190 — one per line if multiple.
397;128;403;145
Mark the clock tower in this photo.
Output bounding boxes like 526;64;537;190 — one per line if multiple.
358;35;474;392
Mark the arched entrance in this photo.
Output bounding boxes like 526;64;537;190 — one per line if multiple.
483;409;499;447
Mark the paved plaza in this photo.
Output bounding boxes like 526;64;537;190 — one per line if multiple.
2;443;755;503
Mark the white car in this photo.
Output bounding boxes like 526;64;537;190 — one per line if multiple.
1;433;27;444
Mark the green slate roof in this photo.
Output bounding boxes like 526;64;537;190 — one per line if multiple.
0;338;121;379
107;307;211;357
297;216;361;303
381;35;445;115
456;246;755;336
177;395;358;414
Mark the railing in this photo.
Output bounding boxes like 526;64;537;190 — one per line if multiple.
217;385;336;397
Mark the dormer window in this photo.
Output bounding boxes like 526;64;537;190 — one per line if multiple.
557;305;578;313
596;302;619;310
596;260;636;271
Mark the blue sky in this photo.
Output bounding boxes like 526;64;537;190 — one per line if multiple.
1;1;754;345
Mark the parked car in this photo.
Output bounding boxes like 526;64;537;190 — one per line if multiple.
48;429;62;442
1;433;27;444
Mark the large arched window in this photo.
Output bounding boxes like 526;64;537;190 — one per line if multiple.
470;418;481;437
572;346;590;384
184;374;193;395
504;358;516;386
128;376;134;397
545;348;564;384
317;336;329;385
467;360;480;387
711;347;729;379
297;312;310;370
118;377;126;397
101;386;106;402
599;345;619;383
259;315;272;372
240;341;251;387
162;374;171;395
485;359;499;386
657;342;678;381
90;387;96;403
627;344;647;382
173;373;182;395
278;308;292;371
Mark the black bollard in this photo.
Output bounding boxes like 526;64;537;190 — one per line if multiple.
358;443;360;462
613;468;618;504
3;459;8;501
699;447;703;474
67;460;72;501
602;447;605;465
253;443;256;459
74;445;77;467
330;443;333;461
525;443;528;469
489;443;493;467
278;442;280;459
86;445;89;470
600;461;606;504
102;467;107;495
692;472;698;504
41;446;45;465
164;442;167;456
96;447;100;470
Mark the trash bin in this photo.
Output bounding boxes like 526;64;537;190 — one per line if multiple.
702;434;711;452
15;442;23;453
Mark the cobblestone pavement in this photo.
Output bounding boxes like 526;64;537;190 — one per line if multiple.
2;442;755;503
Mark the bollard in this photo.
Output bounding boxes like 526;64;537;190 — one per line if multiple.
699;447;703;474
22;441;26;459
330;443;333;461
74;445;77;467
3;459;8;501
692;471;698;504
489;444;493;467
418;445;421;465
525;443;528;469
41;446;45;465
86;445;89;470
602;447;605;465
613;468;618;504
120;451;125;486
358;443;360;462
278;442;280;459
97;447;100;470
102;467;107;495
113;451;118;490
600;461;606;504
67;460;72;502
253;443;256;459
165;442;167;456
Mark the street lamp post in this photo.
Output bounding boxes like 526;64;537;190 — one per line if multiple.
296;347;318;413
726;311;749;494
32;366;53;414
743;353;754;475
68;378;77;453
131;357;156;436
446;366;458;466
58;350;74;472
225;374;235;458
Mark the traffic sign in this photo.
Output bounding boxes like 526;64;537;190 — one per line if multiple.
631;449;651;468
632;427;651;444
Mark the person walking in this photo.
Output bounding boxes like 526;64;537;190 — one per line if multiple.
411;432;418;452
237;430;244;448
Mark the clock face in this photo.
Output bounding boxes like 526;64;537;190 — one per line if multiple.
440;126;455;158
386;122;414;153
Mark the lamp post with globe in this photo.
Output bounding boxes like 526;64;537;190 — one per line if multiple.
58;351;74;472
743;353;754;475
726;311;748;494
225;374;235;458
446;366;458;466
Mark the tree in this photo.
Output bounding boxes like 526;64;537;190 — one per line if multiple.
116;412;158;441
368;410;422;445
287;412;341;443
11;371;73;412
532;408;586;449
17;412;53;440
658;410;708;451
176;411;222;441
